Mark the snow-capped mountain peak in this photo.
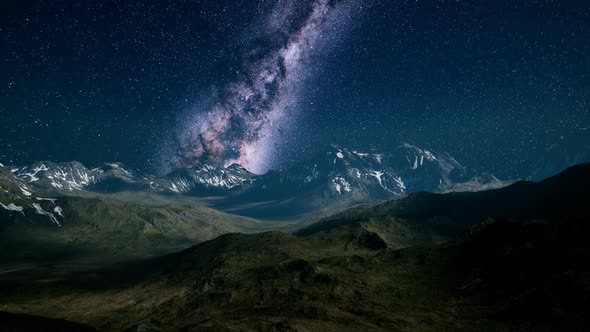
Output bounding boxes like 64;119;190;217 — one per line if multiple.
0;144;506;214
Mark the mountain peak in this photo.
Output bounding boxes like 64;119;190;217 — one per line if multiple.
225;163;251;173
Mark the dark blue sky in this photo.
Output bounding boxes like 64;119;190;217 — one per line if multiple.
1;0;589;178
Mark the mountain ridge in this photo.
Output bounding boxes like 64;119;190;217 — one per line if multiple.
1;143;509;219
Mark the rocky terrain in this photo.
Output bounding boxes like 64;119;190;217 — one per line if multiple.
1;163;588;331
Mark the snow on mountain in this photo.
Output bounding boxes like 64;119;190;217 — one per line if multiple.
32;202;61;226
5;160;256;195
0;143;505;210
0;166;66;226
1;202;24;214
250;144;502;203
0;144;509;220
162;163;255;194
13;161;102;191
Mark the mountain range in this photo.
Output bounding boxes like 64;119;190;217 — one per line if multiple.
2;143;508;219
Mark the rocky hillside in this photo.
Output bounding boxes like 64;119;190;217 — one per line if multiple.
1;163;588;331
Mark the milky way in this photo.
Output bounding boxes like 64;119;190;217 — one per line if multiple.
172;0;359;174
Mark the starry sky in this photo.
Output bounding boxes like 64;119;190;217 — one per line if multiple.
1;0;589;178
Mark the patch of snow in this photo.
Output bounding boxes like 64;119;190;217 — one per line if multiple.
169;181;179;193
66;179;84;191
336;152;344;159
36;197;57;204
369;170;385;187
19;164;49;182
1;203;25;215
334;182;341;194
368;170;395;193
0;162;4;167
350;168;362;178
19;186;32;197
11;168;19;173
61;168;95;191
354;151;369;157
32;203;61;226
393;176;406;190
76;169;94;185
447;156;463;168
412;155;418;170
53;168;68;181
54;206;64;217
169;179;191;193
423;150;437;161
332;177;352;194
120;167;132;177
341;179;352;192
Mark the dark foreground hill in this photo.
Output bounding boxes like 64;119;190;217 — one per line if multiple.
1;164;589;331
0;311;97;332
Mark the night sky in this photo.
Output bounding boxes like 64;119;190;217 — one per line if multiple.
1;0;589;178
